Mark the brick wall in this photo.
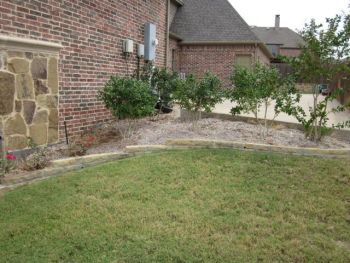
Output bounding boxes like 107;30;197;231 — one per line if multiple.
0;0;168;140
174;44;270;86
280;48;301;57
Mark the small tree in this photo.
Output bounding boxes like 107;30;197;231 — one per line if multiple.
285;10;350;141
173;72;223;121
98;76;156;138
228;63;299;138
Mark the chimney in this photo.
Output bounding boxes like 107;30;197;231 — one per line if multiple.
275;15;280;28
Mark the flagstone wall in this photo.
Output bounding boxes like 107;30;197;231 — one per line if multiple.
0;41;60;151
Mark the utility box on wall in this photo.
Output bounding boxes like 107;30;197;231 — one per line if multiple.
144;23;157;61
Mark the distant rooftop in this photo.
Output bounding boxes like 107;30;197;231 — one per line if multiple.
251;16;304;49
170;0;260;44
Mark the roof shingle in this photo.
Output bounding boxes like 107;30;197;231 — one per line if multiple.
251;27;304;48
170;0;260;44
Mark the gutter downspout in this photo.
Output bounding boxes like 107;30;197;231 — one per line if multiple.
165;0;170;68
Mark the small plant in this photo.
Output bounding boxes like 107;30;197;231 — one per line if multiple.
67;134;96;157
173;72;223;121
0;152;17;177
283;10;350;141
98;76;157;138
228;63;299;138
22;150;49;171
21;138;50;171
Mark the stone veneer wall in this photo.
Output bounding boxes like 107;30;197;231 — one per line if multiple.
0;49;59;151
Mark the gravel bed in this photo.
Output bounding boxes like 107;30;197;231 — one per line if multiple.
87;114;350;154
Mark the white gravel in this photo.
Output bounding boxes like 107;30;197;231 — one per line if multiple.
87;114;350;154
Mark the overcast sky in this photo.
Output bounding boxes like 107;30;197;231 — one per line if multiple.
229;0;349;31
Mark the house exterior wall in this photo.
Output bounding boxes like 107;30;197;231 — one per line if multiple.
168;37;180;70
280;48;301;57
0;0;167;147
174;44;270;86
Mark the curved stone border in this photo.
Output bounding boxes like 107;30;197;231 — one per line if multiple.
0;152;131;191
1;139;349;192
125;139;350;158
165;139;350;157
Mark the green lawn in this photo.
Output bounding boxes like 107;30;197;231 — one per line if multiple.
0;149;349;263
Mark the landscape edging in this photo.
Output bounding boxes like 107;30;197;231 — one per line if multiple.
0;152;132;191
165;139;350;157
1;140;349;192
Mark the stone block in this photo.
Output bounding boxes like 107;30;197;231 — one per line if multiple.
48;109;58;129
15;100;22;112
7;51;25;58
6;135;28;150
37;95;58;109
34;79;49;96
0;71;15;115
23;100;36;125
33;109;48;124
4;114;27;135
0;52;7;70
29;123;48;145
31;57;47;79
16;73;35;99
8;58;29;74
48;57;59;94
48;127;58;144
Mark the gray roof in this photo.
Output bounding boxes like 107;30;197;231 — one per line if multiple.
251;27;304;48
170;0;260;44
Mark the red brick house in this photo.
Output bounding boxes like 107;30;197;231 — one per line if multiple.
0;0;271;150
169;0;271;86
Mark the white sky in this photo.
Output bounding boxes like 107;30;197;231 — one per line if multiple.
229;0;350;31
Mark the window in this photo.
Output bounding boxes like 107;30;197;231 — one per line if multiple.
235;55;252;68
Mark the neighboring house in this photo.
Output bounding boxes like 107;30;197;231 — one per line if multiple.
0;0;271;151
251;15;304;60
169;0;272;86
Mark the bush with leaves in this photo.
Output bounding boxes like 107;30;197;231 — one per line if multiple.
228;63;299;138
173;72;223;121
22;149;49;171
98;76;157;138
283;9;350;141
22;138;50;171
0;152;17;177
139;64;179;113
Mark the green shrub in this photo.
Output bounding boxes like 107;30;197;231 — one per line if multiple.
98;76;157;138
228;63;299;138
173;72;223;120
99;76;156;120
139;65;180;113
0;153;17;177
22;149;49;171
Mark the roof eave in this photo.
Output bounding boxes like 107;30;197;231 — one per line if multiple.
169;32;183;41
171;0;184;6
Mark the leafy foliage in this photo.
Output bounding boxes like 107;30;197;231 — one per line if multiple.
228;63;299;138
0;153;17;177
139;64;179;107
283;10;350;141
98;76;156;120
173;72;223;119
22;149;49;171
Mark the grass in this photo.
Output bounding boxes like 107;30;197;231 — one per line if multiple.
0;149;349;263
